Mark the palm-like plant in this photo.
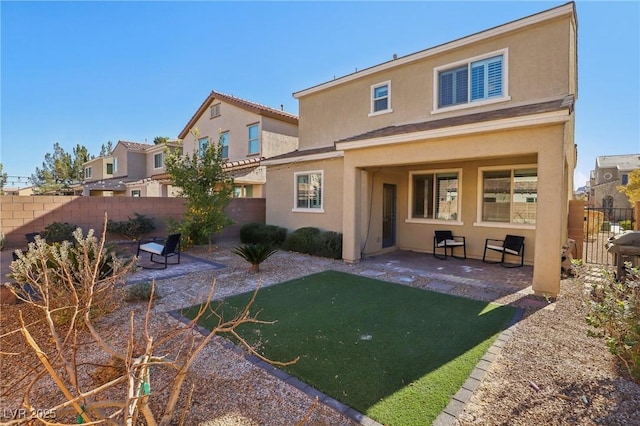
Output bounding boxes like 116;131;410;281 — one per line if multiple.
232;243;277;273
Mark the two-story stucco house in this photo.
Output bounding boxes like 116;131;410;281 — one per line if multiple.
178;91;299;198
82;140;182;197
264;2;578;296
589;154;640;210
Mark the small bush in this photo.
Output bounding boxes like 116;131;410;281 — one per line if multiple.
41;222;78;243
283;227;321;255
313;231;343;259
620;220;635;231
125;282;159;302
586;265;640;383
107;213;155;240
232;243;278;272
240;223;287;246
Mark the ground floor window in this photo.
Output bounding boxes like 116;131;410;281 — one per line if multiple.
131;190;141;197
410;170;460;221
294;171;323;211
233;185;253;198
481;166;537;224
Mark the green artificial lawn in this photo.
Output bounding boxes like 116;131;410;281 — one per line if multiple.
182;270;516;425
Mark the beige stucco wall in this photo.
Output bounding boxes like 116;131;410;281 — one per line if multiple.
338;122;571;296
83;157;113;182
266;157;344;233
297;14;574;150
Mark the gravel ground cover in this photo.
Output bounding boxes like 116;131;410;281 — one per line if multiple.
1;241;639;425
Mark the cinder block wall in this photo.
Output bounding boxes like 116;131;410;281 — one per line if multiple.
0;196;265;249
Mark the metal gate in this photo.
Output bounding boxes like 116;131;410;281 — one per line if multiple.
583;207;635;265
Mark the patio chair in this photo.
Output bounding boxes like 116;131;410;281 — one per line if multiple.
136;233;181;269
433;230;466;260
483;234;525;268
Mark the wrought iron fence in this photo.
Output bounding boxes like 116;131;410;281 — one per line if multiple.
583;207;635;265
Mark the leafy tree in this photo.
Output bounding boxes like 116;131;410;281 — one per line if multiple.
164;129;233;250
619;169;640;205
0;163;7;194
30;142;92;193
154;136;169;145
99;140;114;156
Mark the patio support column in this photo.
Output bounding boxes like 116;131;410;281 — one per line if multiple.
532;146;564;297
342;159;361;263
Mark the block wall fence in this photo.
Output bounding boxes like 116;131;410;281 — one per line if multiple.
0;196;265;250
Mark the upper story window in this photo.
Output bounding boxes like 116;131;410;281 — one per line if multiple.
220;132;229;159
113;158;118;172
248;124;260;155
198;137;209;157
621;173;629;185
84;167;92;179
434;49;509;112
479;166;537;225
106;163;114;175
154;152;163;169
370;81;392;116
294;171;323;212
408;169;461;222
210;103;221;118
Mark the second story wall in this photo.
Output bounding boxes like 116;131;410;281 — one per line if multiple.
295;3;577;150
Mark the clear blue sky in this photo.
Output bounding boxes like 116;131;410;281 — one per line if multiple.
1;1;638;189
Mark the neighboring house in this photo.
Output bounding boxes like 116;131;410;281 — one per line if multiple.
589;154;640;210
82;140;182;197
2;186;35;196
178;90;298;198
264;2;578;296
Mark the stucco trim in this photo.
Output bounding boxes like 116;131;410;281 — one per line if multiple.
335;110;570;151
293;3;574;98
262;150;344;166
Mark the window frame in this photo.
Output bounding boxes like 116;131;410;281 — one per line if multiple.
84;167;92;179
153;152;163;169
113;158;118;173
198;137;209;157
292;170;324;213
406;168;463;225
210;103;221;118
475;164;537;229
247;124;260;155
432;48;510;114
131;190;141;197
106;163;114;175
369;80;392;116
220;131;229;159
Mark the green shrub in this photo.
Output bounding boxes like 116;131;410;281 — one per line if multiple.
586;265;640;383
283;227;321;255
313;231;343;259
232;243;278;272
620;220;635;231
9;228;133;320
107;213;155;240
41;222;78;243
239;223;287;246
125;282;159;302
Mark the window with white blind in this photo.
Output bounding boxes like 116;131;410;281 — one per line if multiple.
408;169;461;222
434;49;508;111
479;166;537;225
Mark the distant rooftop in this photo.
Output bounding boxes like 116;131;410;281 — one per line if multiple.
595;154;640;171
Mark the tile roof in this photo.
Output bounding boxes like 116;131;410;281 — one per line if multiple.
178;90;298;139
263;146;338;162
117;140;153;151
596;154;640;170
337;96;575;144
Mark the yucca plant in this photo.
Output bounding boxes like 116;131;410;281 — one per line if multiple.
232;243;278;273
